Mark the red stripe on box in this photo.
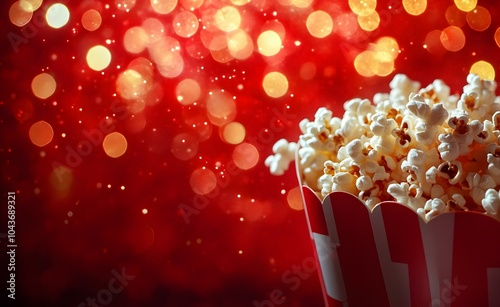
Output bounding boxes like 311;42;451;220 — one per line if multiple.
381;202;432;306
301;186;329;236
329;192;390;306
451;212;500;307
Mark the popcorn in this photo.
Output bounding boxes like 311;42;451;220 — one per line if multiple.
267;74;500;221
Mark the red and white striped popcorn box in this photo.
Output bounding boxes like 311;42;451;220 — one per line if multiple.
297;170;500;306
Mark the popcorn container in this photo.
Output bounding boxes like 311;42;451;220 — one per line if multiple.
296;157;500;307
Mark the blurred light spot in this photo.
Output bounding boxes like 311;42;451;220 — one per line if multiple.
9;1;33;27
103;132;127;158
46;3;70;29
115;0;136;11
230;0;250;5
29;121;54;147
142;18;165;45
424;30;446;56
173;11;199;38
151;0;177;14
262;72;288;98
82;9;102;31
190;168;217;195
257;30;282;57
372;51;394;76
470;61;495;80
116;69;149;100
180;0;203;10
232;143;259;170
454;0;477;12
403;0;427;16
354;50;375;77
171;133;199;160
334;13;358;39
215;6;241;32
466;6;491;32
300;62;316;80
206;91;236;126
86;45;112;71
287;187;304;210
440;26;465;52
20;0;42;12
32;73;56;99
220;122;245;144
142;208;148;214
357;10;380;31
176;79;201;105
124;27;148;53
306;10;333;38
157;53;184;78
375;36;399;60
495;28;500;48
445;5;466;27
349;0;376;16
227;29;254;60
50;166;73;193
291;0;313;8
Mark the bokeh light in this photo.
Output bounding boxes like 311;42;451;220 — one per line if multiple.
115;0;136;11
171;133;199;160
403;0;427;16
176;79;201;106
357;11;380;32
103;132;128;158
349;0;376;16
495;28;500;48
424;30;446;56
445;5;466;27
220;122;246;144
173;11;199;38
206;91;236;126
9;1;33;27
466;6;491;32
440;26;465;52
29;121;54;147
470;60;495;80
287;187;304;210
124;27;149;54
306;10;333;38
46;3;70;29
215;6;241;32
262;72;289;98
20;0;43;12
116;69;150;100
190;168;217;195
454;0;477;12
151;0;177;14
31;73;56;99
257;30;282;57
232;143;259;170
86;45;112;71
81;9;102;32
227;29;254;60
291;0;313;8
180;0;204;10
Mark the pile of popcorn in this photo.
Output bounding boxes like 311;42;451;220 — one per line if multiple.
266;74;500;221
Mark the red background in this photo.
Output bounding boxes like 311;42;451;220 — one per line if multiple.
1;0;499;306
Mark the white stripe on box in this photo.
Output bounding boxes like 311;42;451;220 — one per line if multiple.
420;214;455;307
370;207;411;307
313;232;347;303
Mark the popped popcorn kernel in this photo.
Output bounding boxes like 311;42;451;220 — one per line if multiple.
267;73;500;221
